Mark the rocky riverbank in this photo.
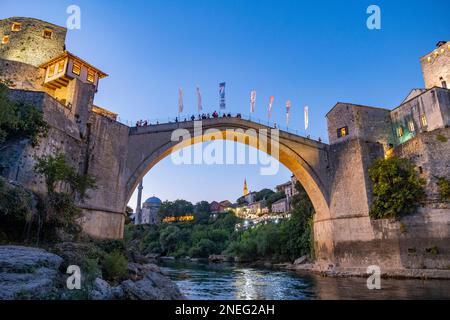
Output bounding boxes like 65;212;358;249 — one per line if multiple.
0;245;185;300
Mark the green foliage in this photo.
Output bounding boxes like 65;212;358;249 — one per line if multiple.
159;199;194;219
34;153;96;199
266;191;285;209
0;83;48;146
437;177;450;201
0;177;33;241
126;186;314;263
102;250;128;280
127;207;240;259
189;239;217;258
436;134;448;143
368;156;425;219
226;182;315;262
255;188;274;202
83;257;102;283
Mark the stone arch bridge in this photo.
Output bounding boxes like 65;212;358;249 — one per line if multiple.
80;115;385;267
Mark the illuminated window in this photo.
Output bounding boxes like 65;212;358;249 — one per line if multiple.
408;121;415;132
57;60;65;73
421;114;427;127
48;64;55;77
337;126;348;138
87;70;95;83
72;63;81;76
11;22;22;32
1;36;9;44
397;126;404;137
43;29;53;39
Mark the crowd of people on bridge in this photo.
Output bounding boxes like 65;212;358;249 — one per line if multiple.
135;112;243;127
133;113;322;142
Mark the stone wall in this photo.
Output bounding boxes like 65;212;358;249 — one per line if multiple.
0;58;46;91
319;127;450;270
76;112;130;238
0;17;66;67
0;90;83;194
395;127;450;207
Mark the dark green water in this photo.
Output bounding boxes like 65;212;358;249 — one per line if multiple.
159;260;450;300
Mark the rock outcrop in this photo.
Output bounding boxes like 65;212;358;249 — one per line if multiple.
0;246;63;299
0;245;185;300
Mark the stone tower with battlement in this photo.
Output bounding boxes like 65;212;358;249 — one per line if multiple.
420;41;450;89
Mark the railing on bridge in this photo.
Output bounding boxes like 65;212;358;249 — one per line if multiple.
116;113;326;143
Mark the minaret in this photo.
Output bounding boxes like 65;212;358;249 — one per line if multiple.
135;180;143;225
243;179;248;196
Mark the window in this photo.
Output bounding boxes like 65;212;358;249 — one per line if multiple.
408;121;415;132
337;126;348;138
440;77;447;89
87;70;95;83
57;60;65;73
43;29;53;39
421;114;427;127
396;126;404;137
48;64;55;77
1;36;9;44
72;63;81;76
11;22;22;32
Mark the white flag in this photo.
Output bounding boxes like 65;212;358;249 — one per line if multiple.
304;105;309;130
178;88;183;113
286;100;291;126
196;87;202;112
250;90;256;113
268;96;274;119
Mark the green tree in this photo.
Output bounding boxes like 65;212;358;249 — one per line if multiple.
369;156;425;219
255;188;274;201
159;225;181;254
266;191;285;209
32;153;96;242
34;152;96;200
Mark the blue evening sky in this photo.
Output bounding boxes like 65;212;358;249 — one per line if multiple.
1;0;449;206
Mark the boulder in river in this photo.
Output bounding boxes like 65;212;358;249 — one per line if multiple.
120;270;185;300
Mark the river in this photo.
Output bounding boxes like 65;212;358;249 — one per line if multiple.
159;260;450;300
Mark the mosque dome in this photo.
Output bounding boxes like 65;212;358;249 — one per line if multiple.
144;196;162;205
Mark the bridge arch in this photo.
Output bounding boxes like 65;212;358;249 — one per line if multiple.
124;118;331;222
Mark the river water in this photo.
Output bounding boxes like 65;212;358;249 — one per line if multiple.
159;260;450;300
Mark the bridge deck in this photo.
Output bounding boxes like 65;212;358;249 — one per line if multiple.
128;116;329;149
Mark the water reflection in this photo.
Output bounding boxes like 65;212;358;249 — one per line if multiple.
159;260;450;300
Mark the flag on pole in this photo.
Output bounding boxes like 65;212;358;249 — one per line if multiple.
196;86;202;112
178;87;183;113
304;105;309;130
219;82;226;109
268;96;274;118
250;90;256;113
286;100;291;126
